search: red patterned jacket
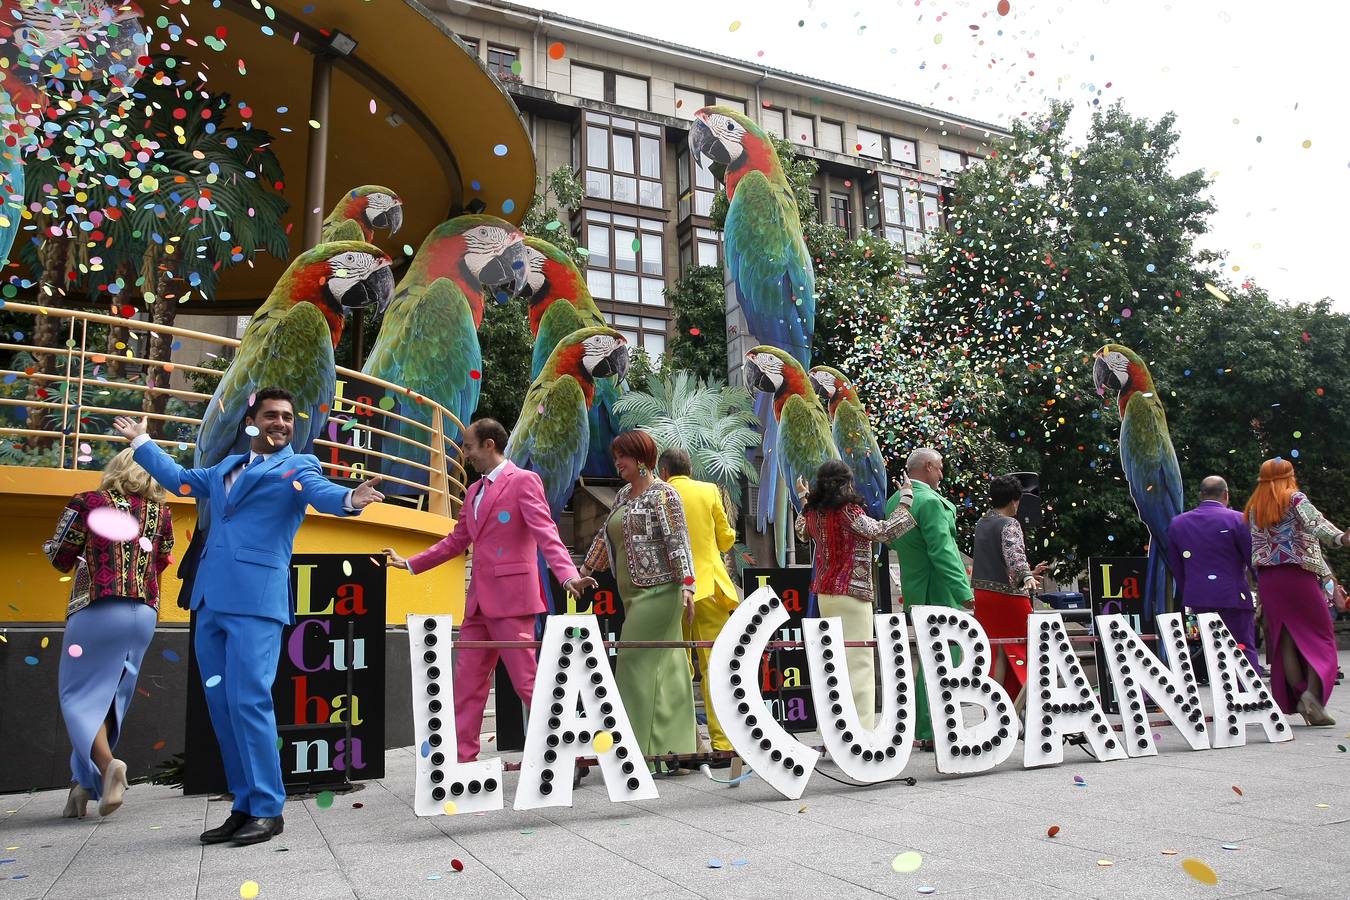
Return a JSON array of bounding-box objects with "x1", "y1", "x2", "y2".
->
[{"x1": 44, "y1": 490, "x2": 174, "y2": 616}]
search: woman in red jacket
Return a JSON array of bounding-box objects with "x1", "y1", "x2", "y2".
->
[{"x1": 44, "y1": 448, "x2": 175, "y2": 818}]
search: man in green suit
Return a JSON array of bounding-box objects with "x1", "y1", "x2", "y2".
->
[{"x1": 884, "y1": 447, "x2": 974, "y2": 743}]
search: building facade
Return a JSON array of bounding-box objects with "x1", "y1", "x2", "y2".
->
[{"x1": 438, "y1": 0, "x2": 1007, "y2": 372}]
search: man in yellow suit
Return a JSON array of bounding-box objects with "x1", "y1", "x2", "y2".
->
[{"x1": 659, "y1": 448, "x2": 739, "y2": 765}]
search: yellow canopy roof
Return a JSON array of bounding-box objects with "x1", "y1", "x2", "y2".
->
[{"x1": 186, "y1": 0, "x2": 535, "y2": 305}]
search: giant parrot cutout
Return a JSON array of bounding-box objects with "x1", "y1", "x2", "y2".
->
[
  {"x1": 690, "y1": 105, "x2": 816, "y2": 551},
  {"x1": 809, "y1": 365, "x2": 887, "y2": 520},
  {"x1": 507, "y1": 325, "x2": 629, "y2": 615},
  {"x1": 363, "y1": 214, "x2": 528, "y2": 492},
  {"x1": 744, "y1": 345, "x2": 838, "y2": 566},
  {"x1": 321, "y1": 185, "x2": 404, "y2": 243},
  {"x1": 1092, "y1": 343, "x2": 1184, "y2": 623},
  {"x1": 521, "y1": 235, "x2": 619, "y2": 477},
  {"x1": 181, "y1": 241, "x2": 394, "y2": 590}
]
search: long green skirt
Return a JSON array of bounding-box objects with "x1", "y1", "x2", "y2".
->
[{"x1": 609, "y1": 506, "x2": 696, "y2": 769}]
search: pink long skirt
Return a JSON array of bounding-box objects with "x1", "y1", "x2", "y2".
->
[{"x1": 1258, "y1": 564, "x2": 1338, "y2": 712}]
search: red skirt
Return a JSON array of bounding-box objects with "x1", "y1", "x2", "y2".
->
[{"x1": 974, "y1": 588, "x2": 1033, "y2": 696}]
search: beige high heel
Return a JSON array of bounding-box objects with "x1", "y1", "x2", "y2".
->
[
  {"x1": 62, "y1": 784, "x2": 90, "y2": 819},
  {"x1": 98, "y1": 759, "x2": 128, "y2": 816},
  {"x1": 1297, "y1": 691, "x2": 1336, "y2": 727}
]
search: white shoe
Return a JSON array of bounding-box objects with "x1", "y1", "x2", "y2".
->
[
  {"x1": 1297, "y1": 691, "x2": 1336, "y2": 727},
  {"x1": 98, "y1": 760, "x2": 129, "y2": 816},
  {"x1": 62, "y1": 783, "x2": 90, "y2": 819}
]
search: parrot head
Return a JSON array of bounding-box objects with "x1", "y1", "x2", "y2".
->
[
  {"x1": 284, "y1": 240, "x2": 394, "y2": 347},
  {"x1": 1092, "y1": 343, "x2": 1156, "y2": 415},
  {"x1": 522, "y1": 236, "x2": 586, "y2": 334},
  {"x1": 337, "y1": 185, "x2": 404, "y2": 240},
  {"x1": 414, "y1": 214, "x2": 529, "y2": 326},
  {"x1": 808, "y1": 365, "x2": 859, "y2": 416},
  {"x1": 548, "y1": 326, "x2": 630, "y2": 405},
  {"x1": 690, "y1": 106, "x2": 782, "y2": 196},
  {"x1": 745, "y1": 345, "x2": 812, "y2": 418},
  {"x1": 2, "y1": 1, "x2": 146, "y2": 111}
]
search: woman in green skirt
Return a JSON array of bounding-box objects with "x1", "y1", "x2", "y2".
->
[{"x1": 581, "y1": 430, "x2": 697, "y2": 772}]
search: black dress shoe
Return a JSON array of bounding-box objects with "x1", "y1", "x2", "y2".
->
[
  {"x1": 706, "y1": 755, "x2": 733, "y2": 770},
  {"x1": 200, "y1": 811, "x2": 252, "y2": 844},
  {"x1": 232, "y1": 815, "x2": 284, "y2": 845}
]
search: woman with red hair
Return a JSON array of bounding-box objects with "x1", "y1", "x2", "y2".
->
[
  {"x1": 1245, "y1": 458, "x2": 1349, "y2": 726},
  {"x1": 581, "y1": 430, "x2": 698, "y2": 771}
]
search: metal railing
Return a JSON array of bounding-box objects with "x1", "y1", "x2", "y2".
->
[{"x1": 0, "y1": 300, "x2": 467, "y2": 516}]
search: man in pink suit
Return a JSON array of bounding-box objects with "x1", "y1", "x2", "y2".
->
[{"x1": 385, "y1": 419, "x2": 594, "y2": 762}]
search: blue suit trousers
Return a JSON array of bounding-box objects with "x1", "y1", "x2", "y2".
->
[{"x1": 195, "y1": 607, "x2": 285, "y2": 817}]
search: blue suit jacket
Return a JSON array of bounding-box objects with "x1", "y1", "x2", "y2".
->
[
  {"x1": 1165, "y1": 500, "x2": 1254, "y2": 611},
  {"x1": 134, "y1": 439, "x2": 357, "y2": 624}
]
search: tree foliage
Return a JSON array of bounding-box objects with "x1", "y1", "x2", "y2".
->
[{"x1": 663, "y1": 264, "x2": 726, "y2": 383}]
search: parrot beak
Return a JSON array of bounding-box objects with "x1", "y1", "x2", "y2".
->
[
  {"x1": 370, "y1": 202, "x2": 403, "y2": 236},
  {"x1": 1091, "y1": 353, "x2": 1111, "y2": 397},
  {"x1": 743, "y1": 355, "x2": 764, "y2": 392},
  {"x1": 593, "y1": 342, "x2": 630, "y2": 380},
  {"x1": 342, "y1": 260, "x2": 395, "y2": 313},
  {"x1": 690, "y1": 118, "x2": 732, "y2": 169},
  {"x1": 478, "y1": 238, "x2": 530, "y2": 300}
]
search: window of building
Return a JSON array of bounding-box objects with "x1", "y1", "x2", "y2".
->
[
  {"x1": 808, "y1": 188, "x2": 822, "y2": 223},
  {"x1": 679, "y1": 227, "x2": 722, "y2": 275},
  {"x1": 713, "y1": 95, "x2": 747, "y2": 114},
  {"x1": 889, "y1": 136, "x2": 918, "y2": 167},
  {"x1": 580, "y1": 112, "x2": 663, "y2": 208},
  {"x1": 761, "y1": 107, "x2": 785, "y2": 138},
  {"x1": 829, "y1": 192, "x2": 852, "y2": 234},
  {"x1": 675, "y1": 88, "x2": 747, "y2": 120},
  {"x1": 486, "y1": 44, "x2": 518, "y2": 80},
  {"x1": 605, "y1": 312, "x2": 669, "y2": 362},
  {"x1": 458, "y1": 35, "x2": 480, "y2": 58},
  {"x1": 940, "y1": 147, "x2": 981, "y2": 175},
  {"x1": 818, "y1": 119, "x2": 844, "y2": 153},
  {"x1": 790, "y1": 113, "x2": 815, "y2": 146},
  {"x1": 579, "y1": 211, "x2": 667, "y2": 307},
  {"x1": 856, "y1": 128, "x2": 883, "y2": 159},
  {"x1": 676, "y1": 143, "x2": 718, "y2": 222},
  {"x1": 572, "y1": 64, "x2": 650, "y2": 111},
  {"x1": 865, "y1": 172, "x2": 943, "y2": 255}
]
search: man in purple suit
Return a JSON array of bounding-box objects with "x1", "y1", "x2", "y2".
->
[{"x1": 1167, "y1": 476, "x2": 1260, "y2": 671}]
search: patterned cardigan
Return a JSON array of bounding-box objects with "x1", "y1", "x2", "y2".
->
[
  {"x1": 796, "y1": 503, "x2": 915, "y2": 605},
  {"x1": 583, "y1": 481, "x2": 697, "y2": 592},
  {"x1": 1250, "y1": 492, "x2": 1346, "y2": 581},
  {"x1": 43, "y1": 490, "x2": 174, "y2": 616}
]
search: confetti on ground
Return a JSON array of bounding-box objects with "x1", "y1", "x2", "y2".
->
[
  {"x1": 707, "y1": 858, "x2": 723, "y2": 868},
  {"x1": 1182, "y1": 858, "x2": 1218, "y2": 885},
  {"x1": 1097, "y1": 860, "x2": 1114, "y2": 867},
  {"x1": 1231, "y1": 785, "x2": 1243, "y2": 796},
  {"x1": 316, "y1": 791, "x2": 334, "y2": 809},
  {"x1": 1314, "y1": 803, "x2": 1330, "y2": 809},
  {"x1": 891, "y1": 851, "x2": 923, "y2": 873},
  {"x1": 917, "y1": 888, "x2": 936, "y2": 896},
  {"x1": 732, "y1": 859, "x2": 748, "y2": 866},
  {"x1": 451, "y1": 858, "x2": 464, "y2": 872},
  {"x1": 1161, "y1": 849, "x2": 1179, "y2": 856},
  {"x1": 240, "y1": 882, "x2": 259, "y2": 900},
  {"x1": 1221, "y1": 843, "x2": 1240, "y2": 850},
  {"x1": 1047, "y1": 825, "x2": 1060, "y2": 838}
]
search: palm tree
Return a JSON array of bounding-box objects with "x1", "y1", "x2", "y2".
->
[{"x1": 612, "y1": 370, "x2": 760, "y2": 510}]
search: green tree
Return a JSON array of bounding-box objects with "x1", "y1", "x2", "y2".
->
[
  {"x1": 522, "y1": 166, "x2": 586, "y2": 265},
  {"x1": 915, "y1": 100, "x2": 1218, "y2": 566},
  {"x1": 663, "y1": 265, "x2": 726, "y2": 382}
]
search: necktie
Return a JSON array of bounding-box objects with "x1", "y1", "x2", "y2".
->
[{"x1": 227, "y1": 454, "x2": 255, "y2": 498}]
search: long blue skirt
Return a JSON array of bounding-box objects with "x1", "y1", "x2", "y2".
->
[{"x1": 59, "y1": 599, "x2": 157, "y2": 797}]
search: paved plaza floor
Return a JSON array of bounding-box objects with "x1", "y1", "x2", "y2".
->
[{"x1": 2, "y1": 652, "x2": 1348, "y2": 900}]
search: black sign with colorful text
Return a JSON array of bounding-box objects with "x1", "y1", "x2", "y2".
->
[
  {"x1": 742, "y1": 567, "x2": 817, "y2": 733},
  {"x1": 1088, "y1": 555, "x2": 1149, "y2": 713}
]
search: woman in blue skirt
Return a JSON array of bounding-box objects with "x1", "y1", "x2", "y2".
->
[{"x1": 44, "y1": 448, "x2": 175, "y2": 818}]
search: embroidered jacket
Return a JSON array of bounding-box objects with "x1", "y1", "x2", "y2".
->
[
  {"x1": 1250, "y1": 492, "x2": 1345, "y2": 581},
  {"x1": 796, "y1": 502, "x2": 915, "y2": 605},
  {"x1": 43, "y1": 490, "x2": 174, "y2": 616},
  {"x1": 584, "y1": 481, "x2": 696, "y2": 591},
  {"x1": 971, "y1": 512, "x2": 1034, "y2": 596}
]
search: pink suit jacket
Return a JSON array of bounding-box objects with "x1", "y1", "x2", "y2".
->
[{"x1": 407, "y1": 461, "x2": 580, "y2": 619}]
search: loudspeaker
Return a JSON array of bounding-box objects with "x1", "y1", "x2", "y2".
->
[{"x1": 1011, "y1": 471, "x2": 1041, "y2": 531}]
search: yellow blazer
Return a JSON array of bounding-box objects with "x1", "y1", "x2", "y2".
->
[{"x1": 665, "y1": 475, "x2": 739, "y2": 610}]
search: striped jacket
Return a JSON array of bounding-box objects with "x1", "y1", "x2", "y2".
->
[{"x1": 44, "y1": 490, "x2": 174, "y2": 616}]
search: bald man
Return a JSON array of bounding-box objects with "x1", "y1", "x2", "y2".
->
[{"x1": 1167, "y1": 475, "x2": 1260, "y2": 671}]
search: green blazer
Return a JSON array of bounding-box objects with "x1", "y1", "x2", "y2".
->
[{"x1": 884, "y1": 481, "x2": 973, "y2": 607}]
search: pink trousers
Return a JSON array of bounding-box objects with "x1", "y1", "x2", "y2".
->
[{"x1": 454, "y1": 612, "x2": 539, "y2": 762}]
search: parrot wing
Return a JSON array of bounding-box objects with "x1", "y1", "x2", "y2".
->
[
  {"x1": 723, "y1": 170, "x2": 816, "y2": 368},
  {"x1": 531, "y1": 301, "x2": 586, "y2": 381},
  {"x1": 583, "y1": 374, "x2": 622, "y2": 478},
  {"x1": 321, "y1": 218, "x2": 366, "y2": 242},
  {"x1": 0, "y1": 154, "x2": 21, "y2": 266},
  {"x1": 364, "y1": 277, "x2": 481, "y2": 489},
  {"x1": 505, "y1": 374, "x2": 589, "y2": 519},
  {"x1": 196, "y1": 302, "x2": 335, "y2": 467},
  {"x1": 1119, "y1": 392, "x2": 1185, "y2": 552},
  {"x1": 833, "y1": 397, "x2": 888, "y2": 519}
]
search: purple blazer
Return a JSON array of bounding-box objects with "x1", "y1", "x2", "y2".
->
[{"x1": 1166, "y1": 500, "x2": 1255, "y2": 610}]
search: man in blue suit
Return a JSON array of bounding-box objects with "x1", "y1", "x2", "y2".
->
[
  {"x1": 1167, "y1": 475, "x2": 1260, "y2": 672},
  {"x1": 114, "y1": 388, "x2": 385, "y2": 845}
]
